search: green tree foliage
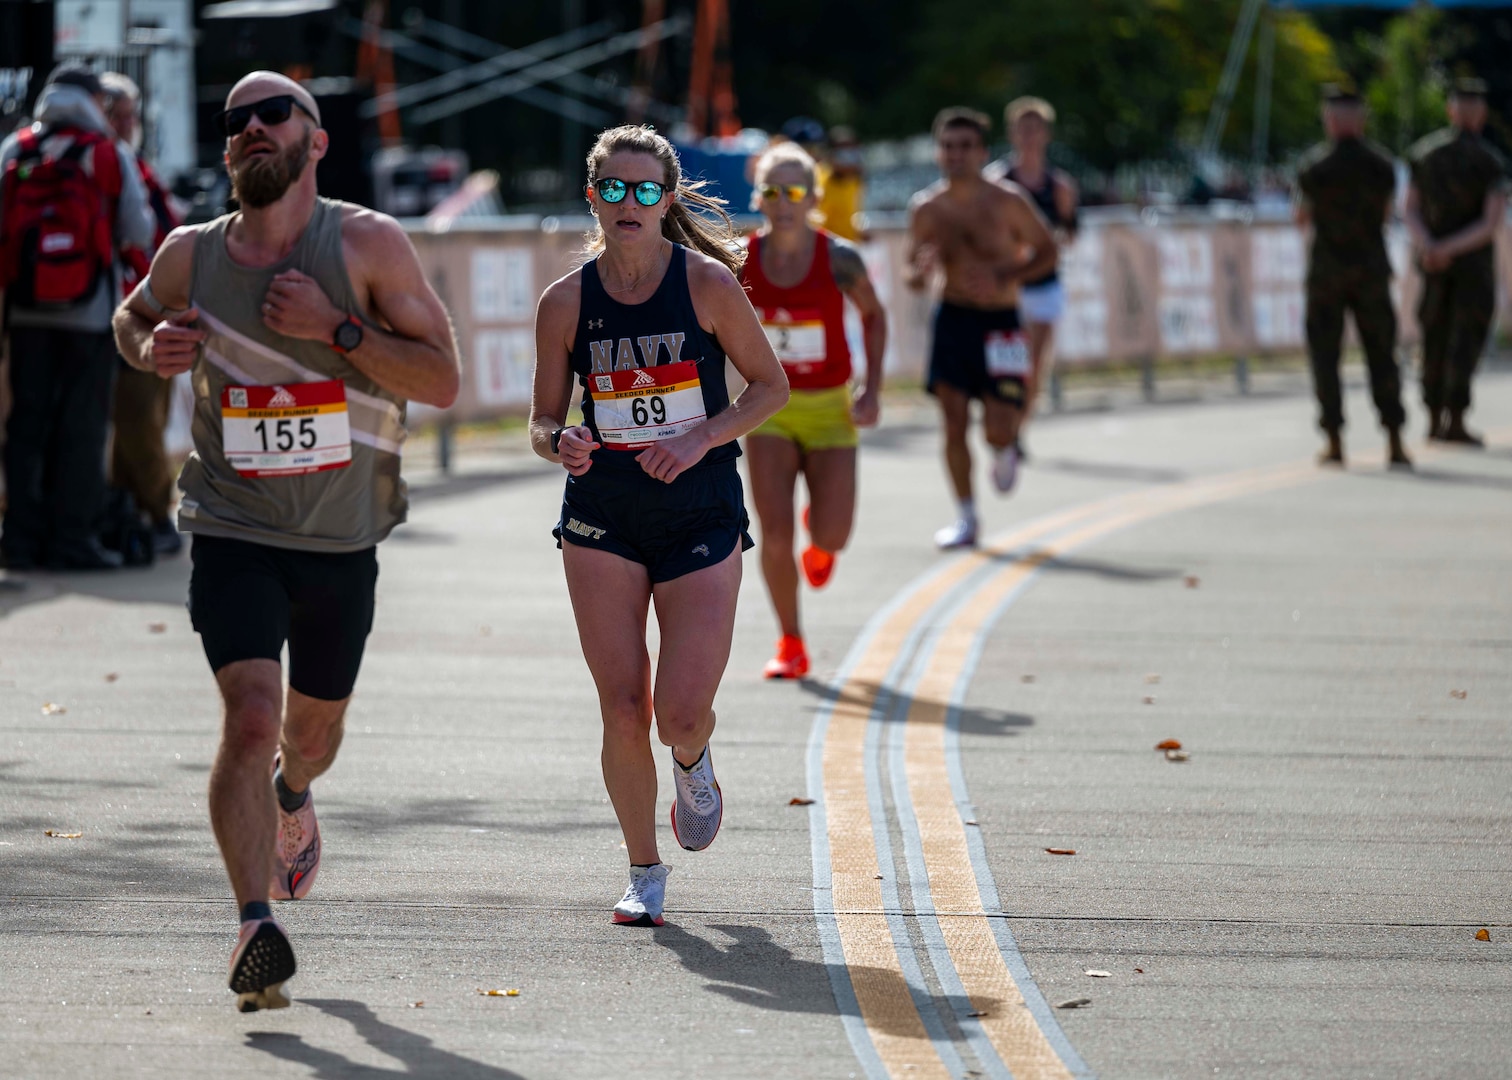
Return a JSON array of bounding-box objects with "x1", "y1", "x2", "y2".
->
[
  {"x1": 859, "y1": 0, "x2": 1338, "y2": 169},
  {"x1": 1360, "y1": 7, "x2": 1454, "y2": 154}
]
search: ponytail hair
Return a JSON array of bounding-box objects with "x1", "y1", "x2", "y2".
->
[{"x1": 583, "y1": 125, "x2": 745, "y2": 276}]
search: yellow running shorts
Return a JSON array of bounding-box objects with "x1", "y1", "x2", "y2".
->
[{"x1": 750, "y1": 384, "x2": 858, "y2": 452}]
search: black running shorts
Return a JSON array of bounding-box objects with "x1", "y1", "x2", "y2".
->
[
  {"x1": 188, "y1": 535, "x2": 379, "y2": 701},
  {"x1": 927, "y1": 301, "x2": 1029, "y2": 407},
  {"x1": 553, "y1": 456, "x2": 754, "y2": 583}
]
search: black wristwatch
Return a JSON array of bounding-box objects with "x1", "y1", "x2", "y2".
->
[
  {"x1": 550, "y1": 426, "x2": 568, "y2": 456},
  {"x1": 331, "y1": 315, "x2": 364, "y2": 355}
]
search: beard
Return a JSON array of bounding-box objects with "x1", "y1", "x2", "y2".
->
[{"x1": 229, "y1": 129, "x2": 312, "y2": 209}]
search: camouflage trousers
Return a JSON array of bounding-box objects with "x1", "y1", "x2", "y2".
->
[
  {"x1": 1419, "y1": 247, "x2": 1495, "y2": 414},
  {"x1": 110, "y1": 359, "x2": 176, "y2": 523},
  {"x1": 1305, "y1": 270, "x2": 1405, "y2": 432}
]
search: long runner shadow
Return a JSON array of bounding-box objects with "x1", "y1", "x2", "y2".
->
[{"x1": 246, "y1": 998, "x2": 525, "y2": 1079}]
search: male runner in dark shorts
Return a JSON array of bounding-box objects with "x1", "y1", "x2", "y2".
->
[
  {"x1": 906, "y1": 108, "x2": 1056, "y2": 548},
  {"x1": 113, "y1": 71, "x2": 459, "y2": 1011}
]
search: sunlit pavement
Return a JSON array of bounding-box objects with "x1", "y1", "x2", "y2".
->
[{"x1": 2, "y1": 368, "x2": 1509, "y2": 1079}]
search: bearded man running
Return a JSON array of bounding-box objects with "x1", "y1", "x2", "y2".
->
[{"x1": 113, "y1": 71, "x2": 460, "y2": 1011}]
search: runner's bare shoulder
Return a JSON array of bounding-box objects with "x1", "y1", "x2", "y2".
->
[
  {"x1": 142, "y1": 224, "x2": 200, "y2": 308},
  {"x1": 538, "y1": 267, "x2": 583, "y2": 319},
  {"x1": 908, "y1": 180, "x2": 949, "y2": 213},
  {"x1": 683, "y1": 245, "x2": 748, "y2": 311},
  {"x1": 827, "y1": 235, "x2": 867, "y2": 289},
  {"x1": 335, "y1": 202, "x2": 416, "y2": 266}
]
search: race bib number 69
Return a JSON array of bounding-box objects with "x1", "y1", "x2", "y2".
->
[
  {"x1": 221, "y1": 380, "x2": 353, "y2": 477},
  {"x1": 589, "y1": 361, "x2": 706, "y2": 450}
]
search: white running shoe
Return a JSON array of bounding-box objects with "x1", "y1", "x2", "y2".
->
[
  {"x1": 992, "y1": 444, "x2": 1020, "y2": 493},
  {"x1": 934, "y1": 517, "x2": 979, "y2": 550},
  {"x1": 613, "y1": 863, "x2": 671, "y2": 926},
  {"x1": 271, "y1": 788, "x2": 320, "y2": 901},
  {"x1": 670, "y1": 746, "x2": 723, "y2": 851}
]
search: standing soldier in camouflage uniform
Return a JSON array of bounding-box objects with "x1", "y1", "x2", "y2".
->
[
  {"x1": 1295, "y1": 85, "x2": 1409, "y2": 468},
  {"x1": 1406, "y1": 77, "x2": 1509, "y2": 446}
]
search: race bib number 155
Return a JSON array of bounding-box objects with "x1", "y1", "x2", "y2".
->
[{"x1": 221, "y1": 380, "x2": 353, "y2": 477}]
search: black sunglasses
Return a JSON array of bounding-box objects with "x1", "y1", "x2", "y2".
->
[
  {"x1": 215, "y1": 94, "x2": 317, "y2": 138},
  {"x1": 594, "y1": 177, "x2": 666, "y2": 207}
]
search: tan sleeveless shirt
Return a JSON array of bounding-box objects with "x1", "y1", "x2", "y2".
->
[{"x1": 178, "y1": 198, "x2": 408, "y2": 553}]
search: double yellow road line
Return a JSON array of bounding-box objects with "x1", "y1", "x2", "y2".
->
[{"x1": 805, "y1": 459, "x2": 1322, "y2": 1079}]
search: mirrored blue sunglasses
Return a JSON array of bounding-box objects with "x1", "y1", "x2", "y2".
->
[{"x1": 595, "y1": 177, "x2": 666, "y2": 207}]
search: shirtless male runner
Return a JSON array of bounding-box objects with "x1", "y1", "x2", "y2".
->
[
  {"x1": 906, "y1": 107, "x2": 1056, "y2": 549},
  {"x1": 113, "y1": 71, "x2": 459, "y2": 1011}
]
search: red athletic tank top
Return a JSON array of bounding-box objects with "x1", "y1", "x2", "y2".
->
[{"x1": 740, "y1": 229, "x2": 852, "y2": 391}]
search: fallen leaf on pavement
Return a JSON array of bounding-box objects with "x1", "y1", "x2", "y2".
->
[
  {"x1": 1155, "y1": 739, "x2": 1182, "y2": 751},
  {"x1": 1145, "y1": 674, "x2": 1161, "y2": 684},
  {"x1": 788, "y1": 797, "x2": 815, "y2": 806},
  {"x1": 148, "y1": 622, "x2": 167, "y2": 633},
  {"x1": 1045, "y1": 848, "x2": 1076, "y2": 856},
  {"x1": 410, "y1": 1001, "x2": 425, "y2": 1008},
  {"x1": 1133, "y1": 968, "x2": 1144, "y2": 974},
  {"x1": 1085, "y1": 970, "x2": 1112, "y2": 978},
  {"x1": 1165, "y1": 749, "x2": 1191, "y2": 762},
  {"x1": 1056, "y1": 998, "x2": 1092, "y2": 1009},
  {"x1": 965, "y1": 820, "x2": 979, "y2": 826},
  {"x1": 41, "y1": 702, "x2": 66, "y2": 715},
  {"x1": 476, "y1": 988, "x2": 520, "y2": 997},
  {"x1": 966, "y1": 1010, "x2": 989, "y2": 1018},
  {"x1": 478, "y1": 625, "x2": 492, "y2": 637},
  {"x1": 1475, "y1": 928, "x2": 1490, "y2": 942},
  {"x1": 1450, "y1": 690, "x2": 1467, "y2": 700},
  {"x1": 44, "y1": 830, "x2": 82, "y2": 838},
  {"x1": 1021, "y1": 674, "x2": 1035, "y2": 683},
  {"x1": 1183, "y1": 576, "x2": 1200, "y2": 588},
  {"x1": 104, "y1": 673, "x2": 119, "y2": 683},
  {"x1": 1142, "y1": 696, "x2": 1156, "y2": 705}
]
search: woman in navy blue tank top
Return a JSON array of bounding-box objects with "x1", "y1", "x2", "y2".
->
[{"x1": 529, "y1": 126, "x2": 789, "y2": 927}]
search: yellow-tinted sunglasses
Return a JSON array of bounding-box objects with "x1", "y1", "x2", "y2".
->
[{"x1": 759, "y1": 184, "x2": 811, "y2": 203}]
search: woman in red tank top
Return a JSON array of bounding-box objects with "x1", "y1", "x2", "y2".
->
[{"x1": 739, "y1": 143, "x2": 887, "y2": 679}]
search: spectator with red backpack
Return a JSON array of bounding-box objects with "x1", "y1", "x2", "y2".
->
[
  {"x1": 101, "y1": 70, "x2": 185, "y2": 557},
  {"x1": 0, "y1": 62, "x2": 155, "y2": 570}
]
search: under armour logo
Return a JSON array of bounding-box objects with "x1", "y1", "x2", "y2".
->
[
  {"x1": 588, "y1": 318, "x2": 604, "y2": 329},
  {"x1": 692, "y1": 544, "x2": 710, "y2": 557}
]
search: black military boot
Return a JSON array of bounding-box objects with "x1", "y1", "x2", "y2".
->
[
  {"x1": 1442, "y1": 410, "x2": 1484, "y2": 448},
  {"x1": 1387, "y1": 427, "x2": 1412, "y2": 469},
  {"x1": 1319, "y1": 429, "x2": 1345, "y2": 466},
  {"x1": 1427, "y1": 408, "x2": 1447, "y2": 441}
]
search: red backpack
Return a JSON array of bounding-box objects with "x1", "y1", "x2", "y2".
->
[{"x1": 0, "y1": 125, "x2": 121, "y2": 308}]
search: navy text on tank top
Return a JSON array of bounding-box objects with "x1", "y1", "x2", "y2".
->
[
  {"x1": 571, "y1": 244, "x2": 739, "y2": 476},
  {"x1": 1008, "y1": 165, "x2": 1061, "y2": 287}
]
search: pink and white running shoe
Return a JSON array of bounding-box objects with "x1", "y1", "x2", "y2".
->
[
  {"x1": 271, "y1": 788, "x2": 321, "y2": 901},
  {"x1": 229, "y1": 916, "x2": 296, "y2": 1012}
]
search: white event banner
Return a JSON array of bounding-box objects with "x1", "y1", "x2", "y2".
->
[
  {"x1": 473, "y1": 329, "x2": 535, "y2": 407},
  {"x1": 471, "y1": 247, "x2": 535, "y2": 323}
]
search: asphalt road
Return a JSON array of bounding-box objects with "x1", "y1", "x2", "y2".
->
[{"x1": 2, "y1": 370, "x2": 1509, "y2": 1079}]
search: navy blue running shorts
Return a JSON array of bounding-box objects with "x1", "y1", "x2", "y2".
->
[
  {"x1": 188, "y1": 534, "x2": 378, "y2": 701},
  {"x1": 553, "y1": 457, "x2": 754, "y2": 583},
  {"x1": 927, "y1": 301, "x2": 1029, "y2": 407}
]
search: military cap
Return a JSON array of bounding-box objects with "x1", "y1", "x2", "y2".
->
[{"x1": 1450, "y1": 77, "x2": 1488, "y2": 99}]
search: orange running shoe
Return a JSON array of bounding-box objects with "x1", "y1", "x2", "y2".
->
[
  {"x1": 801, "y1": 544, "x2": 836, "y2": 588},
  {"x1": 763, "y1": 634, "x2": 810, "y2": 679}
]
